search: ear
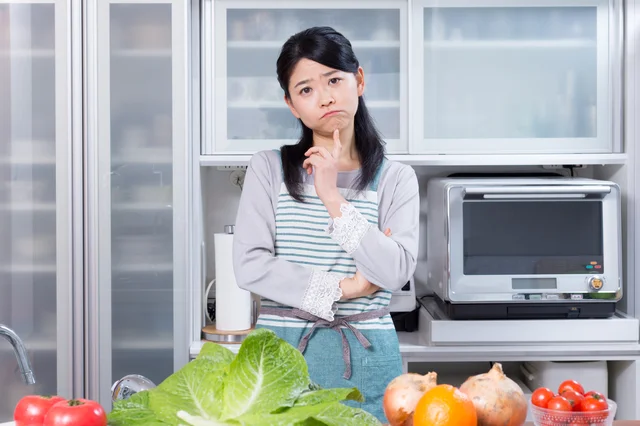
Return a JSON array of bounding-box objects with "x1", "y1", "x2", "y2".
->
[
  {"x1": 284, "y1": 94, "x2": 301, "y2": 119},
  {"x1": 356, "y1": 66, "x2": 365, "y2": 97}
]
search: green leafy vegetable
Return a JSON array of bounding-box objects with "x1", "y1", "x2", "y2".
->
[{"x1": 107, "y1": 328, "x2": 381, "y2": 426}]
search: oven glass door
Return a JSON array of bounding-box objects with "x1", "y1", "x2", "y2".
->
[{"x1": 463, "y1": 199, "x2": 604, "y2": 276}]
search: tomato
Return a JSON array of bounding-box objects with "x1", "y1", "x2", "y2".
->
[
  {"x1": 14, "y1": 395, "x2": 66, "y2": 426},
  {"x1": 584, "y1": 390, "x2": 606, "y2": 400},
  {"x1": 43, "y1": 399, "x2": 107, "y2": 426},
  {"x1": 547, "y1": 395, "x2": 573, "y2": 411},
  {"x1": 561, "y1": 390, "x2": 585, "y2": 411},
  {"x1": 558, "y1": 379, "x2": 585, "y2": 396},
  {"x1": 531, "y1": 387, "x2": 555, "y2": 408},
  {"x1": 580, "y1": 395, "x2": 609, "y2": 412}
]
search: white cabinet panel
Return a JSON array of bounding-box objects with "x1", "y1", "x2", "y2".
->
[
  {"x1": 207, "y1": 0, "x2": 408, "y2": 154},
  {"x1": 411, "y1": 0, "x2": 620, "y2": 154}
]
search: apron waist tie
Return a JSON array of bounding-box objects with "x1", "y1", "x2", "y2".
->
[{"x1": 259, "y1": 306, "x2": 390, "y2": 380}]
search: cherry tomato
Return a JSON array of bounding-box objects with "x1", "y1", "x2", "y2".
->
[
  {"x1": 580, "y1": 395, "x2": 609, "y2": 412},
  {"x1": 561, "y1": 390, "x2": 585, "y2": 411},
  {"x1": 584, "y1": 390, "x2": 606, "y2": 400},
  {"x1": 531, "y1": 387, "x2": 555, "y2": 408},
  {"x1": 14, "y1": 395, "x2": 67, "y2": 426},
  {"x1": 547, "y1": 395, "x2": 573, "y2": 411},
  {"x1": 43, "y1": 399, "x2": 107, "y2": 426},
  {"x1": 558, "y1": 379, "x2": 585, "y2": 396}
]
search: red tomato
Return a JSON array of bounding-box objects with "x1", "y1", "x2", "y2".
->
[
  {"x1": 580, "y1": 395, "x2": 609, "y2": 412},
  {"x1": 547, "y1": 395, "x2": 573, "y2": 411},
  {"x1": 584, "y1": 390, "x2": 606, "y2": 400},
  {"x1": 43, "y1": 399, "x2": 107, "y2": 426},
  {"x1": 531, "y1": 387, "x2": 555, "y2": 408},
  {"x1": 561, "y1": 390, "x2": 585, "y2": 411},
  {"x1": 14, "y1": 395, "x2": 66, "y2": 426},
  {"x1": 558, "y1": 379, "x2": 585, "y2": 396}
]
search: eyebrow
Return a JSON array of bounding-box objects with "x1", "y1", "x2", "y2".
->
[{"x1": 293, "y1": 70, "x2": 340, "y2": 88}]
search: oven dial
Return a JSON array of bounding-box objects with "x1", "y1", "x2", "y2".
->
[{"x1": 588, "y1": 276, "x2": 605, "y2": 291}]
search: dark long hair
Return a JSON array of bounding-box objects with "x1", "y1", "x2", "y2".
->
[{"x1": 276, "y1": 26, "x2": 386, "y2": 202}]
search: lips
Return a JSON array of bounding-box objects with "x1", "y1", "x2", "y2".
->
[{"x1": 321, "y1": 110, "x2": 342, "y2": 118}]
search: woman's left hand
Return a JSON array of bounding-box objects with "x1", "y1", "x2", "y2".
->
[{"x1": 303, "y1": 129, "x2": 342, "y2": 202}]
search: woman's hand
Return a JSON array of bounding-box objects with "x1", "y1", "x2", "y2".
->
[
  {"x1": 303, "y1": 129, "x2": 342, "y2": 203},
  {"x1": 340, "y1": 272, "x2": 380, "y2": 300}
]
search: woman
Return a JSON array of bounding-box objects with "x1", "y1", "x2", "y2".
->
[{"x1": 232, "y1": 26, "x2": 419, "y2": 422}]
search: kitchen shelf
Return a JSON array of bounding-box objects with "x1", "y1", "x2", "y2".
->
[
  {"x1": 0, "y1": 49, "x2": 55, "y2": 58},
  {"x1": 228, "y1": 40, "x2": 400, "y2": 49},
  {"x1": 190, "y1": 331, "x2": 640, "y2": 362},
  {"x1": 228, "y1": 100, "x2": 400, "y2": 109},
  {"x1": 424, "y1": 39, "x2": 595, "y2": 49},
  {"x1": 111, "y1": 49, "x2": 172, "y2": 58},
  {"x1": 0, "y1": 157, "x2": 56, "y2": 166},
  {"x1": 0, "y1": 265, "x2": 56, "y2": 274},
  {"x1": 112, "y1": 203, "x2": 172, "y2": 212},
  {"x1": 113, "y1": 263, "x2": 173, "y2": 273},
  {"x1": 200, "y1": 153, "x2": 628, "y2": 167},
  {"x1": 0, "y1": 203, "x2": 55, "y2": 212}
]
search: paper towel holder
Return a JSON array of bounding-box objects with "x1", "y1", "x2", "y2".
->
[{"x1": 202, "y1": 224, "x2": 255, "y2": 344}]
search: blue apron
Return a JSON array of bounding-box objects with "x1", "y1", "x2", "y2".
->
[{"x1": 256, "y1": 158, "x2": 402, "y2": 423}]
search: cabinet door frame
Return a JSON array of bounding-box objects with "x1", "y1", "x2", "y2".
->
[
  {"x1": 204, "y1": 0, "x2": 409, "y2": 155},
  {"x1": 0, "y1": 0, "x2": 77, "y2": 405},
  {"x1": 410, "y1": 0, "x2": 622, "y2": 154},
  {"x1": 86, "y1": 0, "x2": 190, "y2": 408}
]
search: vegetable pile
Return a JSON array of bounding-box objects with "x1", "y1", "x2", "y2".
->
[
  {"x1": 383, "y1": 363, "x2": 527, "y2": 426},
  {"x1": 14, "y1": 395, "x2": 107, "y2": 426},
  {"x1": 531, "y1": 379, "x2": 610, "y2": 418},
  {"x1": 108, "y1": 328, "x2": 382, "y2": 425}
]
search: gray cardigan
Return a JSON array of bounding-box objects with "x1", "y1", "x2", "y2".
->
[{"x1": 232, "y1": 149, "x2": 420, "y2": 319}]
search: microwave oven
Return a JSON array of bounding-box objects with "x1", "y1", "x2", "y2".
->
[{"x1": 426, "y1": 177, "x2": 622, "y2": 320}]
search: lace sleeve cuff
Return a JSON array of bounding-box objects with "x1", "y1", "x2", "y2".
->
[
  {"x1": 326, "y1": 203, "x2": 372, "y2": 254},
  {"x1": 300, "y1": 269, "x2": 343, "y2": 321}
]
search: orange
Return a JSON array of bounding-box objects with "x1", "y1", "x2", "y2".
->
[{"x1": 413, "y1": 384, "x2": 478, "y2": 426}]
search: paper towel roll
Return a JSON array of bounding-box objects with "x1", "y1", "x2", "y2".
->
[{"x1": 214, "y1": 232, "x2": 252, "y2": 331}]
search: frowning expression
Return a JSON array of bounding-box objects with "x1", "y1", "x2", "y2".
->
[{"x1": 285, "y1": 58, "x2": 365, "y2": 135}]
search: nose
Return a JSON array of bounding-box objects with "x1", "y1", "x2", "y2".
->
[{"x1": 319, "y1": 88, "x2": 335, "y2": 107}]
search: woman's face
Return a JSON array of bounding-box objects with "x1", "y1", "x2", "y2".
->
[{"x1": 284, "y1": 58, "x2": 365, "y2": 135}]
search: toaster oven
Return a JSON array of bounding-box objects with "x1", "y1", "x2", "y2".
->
[{"x1": 426, "y1": 177, "x2": 622, "y2": 320}]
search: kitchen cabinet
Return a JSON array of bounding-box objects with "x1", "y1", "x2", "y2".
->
[
  {"x1": 411, "y1": 0, "x2": 622, "y2": 154},
  {"x1": 203, "y1": 0, "x2": 407, "y2": 155},
  {"x1": 84, "y1": 0, "x2": 191, "y2": 410},
  {"x1": 201, "y1": 0, "x2": 623, "y2": 160},
  {"x1": 0, "y1": 0, "x2": 78, "y2": 421}
]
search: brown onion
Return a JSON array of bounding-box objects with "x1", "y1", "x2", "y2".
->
[
  {"x1": 383, "y1": 372, "x2": 438, "y2": 426},
  {"x1": 459, "y1": 363, "x2": 527, "y2": 426}
]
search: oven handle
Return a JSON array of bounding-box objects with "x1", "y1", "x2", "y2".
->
[{"x1": 464, "y1": 185, "x2": 611, "y2": 198}]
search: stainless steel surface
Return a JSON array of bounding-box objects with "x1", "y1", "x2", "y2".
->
[
  {"x1": 0, "y1": 325, "x2": 35, "y2": 385},
  {"x1": 224, "y1": 224, "x2": 235, "y2": 234},
  {"x1": 426, "y1": 177, "x2": 622, "y2": 303},
  {"x1": 202, "y1": 332, "x2": 247, "y2": 344}
]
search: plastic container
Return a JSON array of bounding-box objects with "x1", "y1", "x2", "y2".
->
[{"x1": 530, "y1": 399, "x2": 617, "y2": 426}]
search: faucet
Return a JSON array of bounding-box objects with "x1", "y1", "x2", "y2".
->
[{"x1": 0, "y1": 324, "x2": 35, "y2": 385}]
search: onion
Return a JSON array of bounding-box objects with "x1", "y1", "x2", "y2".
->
[
  {"x1": 459, "y1": 363, "x2": 527, "y2": 426},
  {"x1": 383, "y1": 372, "x2": 438, "y2": 426}
]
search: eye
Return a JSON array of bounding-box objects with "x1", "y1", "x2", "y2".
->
[
  {"x1": 329, "y1": 77, "x2": 342, "y2": 85},
  {"x1": 299, "y1": 87, "x2": 311, "y2": 95}
]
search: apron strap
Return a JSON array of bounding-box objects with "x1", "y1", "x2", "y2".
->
[
  {"x1": 259, "y1": 306, "x2": 390, "y2": 379},
  {"x1": 368, "y1": 158, "x2": 387, "y2": 192}
]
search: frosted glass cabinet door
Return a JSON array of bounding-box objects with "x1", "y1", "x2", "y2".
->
[
  {"x1": 0, "y1": 0, "x2": 72, "y2": 422},
  {"x1": 411, "y1": 0, "x2": 619, "y2": 154},
  {"x1": 90, "y1": 0, "x2": 188, "y2": 408},
  {"x1": 209, "y1": 0, "x2": 407, "y2": 154}
]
